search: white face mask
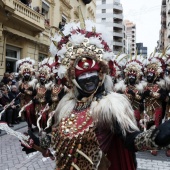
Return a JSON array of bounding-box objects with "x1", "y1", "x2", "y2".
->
[{"x1": 77, "y1": 71, "x2": 98, "y2": 80}]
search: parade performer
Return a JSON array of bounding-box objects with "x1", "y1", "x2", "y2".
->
[
  {"x1": 164, "y1": 49, "x2": 170, "y2": 120},
  {"x1": 114, "y1": 56, "x2": 146, "y2": 128},
  {"x1": 143, "y1": 53, "x2": 167, "y2": 155},
  {"x1": 43, "y1": 56, "x2": 67, "y2": 131},
  {"x1": 19, "y1": 20, "x2": 170, "y2": 170},
  {"x1": 163, "y1": 48, "x2": 170, "y2": 156},
  {"x1": 34, "y1": 58, "x2": 53, "y2": 133},
  {"x1": 50, "y1": 56, "x2": 66, "y2": 112},
  {"x1": 17, "y1": 57, "x2": 37, "y2": 131},
  {"x1": 109, "y1": 53, "x2": 127, "y2": 86}
]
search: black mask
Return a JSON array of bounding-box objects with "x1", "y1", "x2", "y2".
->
[
  {"x1": 24, "y1": 74, "x2": 30, "y2": 81},
  {"x1": 128, "y1": 75, "x2": 136, "y2": 85},
  {"x1": 77, "y1": 74, "x2": 99, "y2": 95},
  {"x1": 40, "y1": 77, "x2": 46, "y2": 85},
  {"x1": 147, "y1": 72, "x2": 155, "y2": 83}
]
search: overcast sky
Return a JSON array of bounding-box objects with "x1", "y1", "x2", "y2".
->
[{"x1": 121, "y1": 0, "x2": 161, "y2": 55}]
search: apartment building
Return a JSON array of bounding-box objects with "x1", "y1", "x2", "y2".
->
[
  {"x1": 0, "y1": 0, "x2": 96, "y2": 77},
  {"x1": 158, "y1": 0, "x2": 169, "y2": 51},
  {"x1": 136, "y1": 43, "x2": 147, "y2": 58},
  {"x1": 96, "y1": 0, "x2": 124, "y2": 54},
  {"x1": 124, "y1": 20, "x2": 136, "y2": 55}
]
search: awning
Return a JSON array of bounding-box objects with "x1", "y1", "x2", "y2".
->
[{"x1": 3, "y1": 26, "x2": 39, "y2": 42}]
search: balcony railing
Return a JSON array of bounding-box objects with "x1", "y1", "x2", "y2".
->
[
  {"x1": 113, "y1": 14, "x2": 123, "y2": 20},
  {"x1": 113, "y1": 41, "x2": 123, "y2": 46},
  {"x1": 2, "y1": 0, "x2": 45, "y2": 32},
  {"x1": 113, "y1": 32, "x2": 124, "y2": 37}
]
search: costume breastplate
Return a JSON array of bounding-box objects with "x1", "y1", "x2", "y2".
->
[
  {"x1": 20, "y1": 82, "x2": 33, "y2": 105},
  {"x1": 35, "y1": 86, "x2": 47, "y2": 103},
  {"x1": 125, "y1": 86, "x2": 141, "y2": 110},
  {"x1": 51, "y1": 86, "x2": 62, "y2": 102},
  {"x1": 51, "y1": 107, "x2": 101, "y2": 170},
  {"x1": 145, "y1": 84, "x2": 161, "y2": 118}
]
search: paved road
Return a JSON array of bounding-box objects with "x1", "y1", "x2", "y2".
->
[{"x1": 0, "y1": 125, "x2": 170, "y2": 170}]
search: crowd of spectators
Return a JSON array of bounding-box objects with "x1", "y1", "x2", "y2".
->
[{"x1": 0, "y1": 72, "x2": 22, "y2": 132}]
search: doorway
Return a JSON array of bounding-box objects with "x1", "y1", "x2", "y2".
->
[{"x1": 6, "y1": 45, "x2": 20, "y2": 73}]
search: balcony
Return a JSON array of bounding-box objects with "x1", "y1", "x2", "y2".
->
[
  {"x1": 1, "y1": 0, "x2": 45, "y2": 33},
  {"x1": 162, "y1": 0, "x2": 166, "y2": 6},
  {"x1": 113, "y1": 14, "x2": 123, "y2": 20},
  {"x1": 113, "y1": 23, "x2": 124, "y2": 29},
  {"x1": 113, "y1": 32, "x2": 124, "y2": 37},
  {"x1": 161, "y1": 6, "x2": 166, "y2": 16},
  {"x1": 113, "y1": 41, "x2": 123, "y2": 46},
  {"x1": 161, "y1": 16, "x2": 166, "y2": 27}
]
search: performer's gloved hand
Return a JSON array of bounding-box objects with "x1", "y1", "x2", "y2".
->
[
  {"x1": 144, "y1": 90, "x2": 151, "y2": 97},
  {"x1": 127, "y1": 90, "x2": 135, "y2": 96},
  {"x1": 21, "y1": 130, "x2": 40, "y2": 154},
  {"x1": 154, "y1": 119, "x2": 170, "y2": 147},
  {"x1": 20, "y1": 88, "x2": 25, "y2": 93}
]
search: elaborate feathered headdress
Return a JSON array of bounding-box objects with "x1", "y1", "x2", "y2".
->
[
  {"x1": 145, "y1": 52, "x2": 166, "y2": 78},
  {"x1": 16, "y1": 57, "x2": 35, "y2": 75},
  {"x1": 124, "y1": 55, "x2": 145, "y2": 81},
  {"x1": 37, "y1": 57, "x2": 53, "y2": 80},
  {"x1": 49, "y1": 19, "x2": 113, "y2": 87}
]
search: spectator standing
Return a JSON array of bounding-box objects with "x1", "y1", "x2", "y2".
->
[
  {"x1": 0, "y1": 87, "x2": 14, "y2": 127},
  {"x1": 1, "y1": 72, "x2": 10, "y2": 85},
  {"x1": 9, "y1": 85, "x2": 20, "y2": 124},
  {"x1": 6, "y1": 78, "x2": 12, "y2": 92}
]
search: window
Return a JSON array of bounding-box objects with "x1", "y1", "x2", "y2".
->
[
  {"x1": 6, "y1": 45, "x2": 20, "y2": 73},
  {"x1": 102, "y1": 18, "x2": 106, "y2": 22},
  {"x1": 39, "y1": 53, "x2": 47, "y2": 62},
  {"x1": 59, "y1": 15, "x2": 67, "y2": 31},
  {"x1": 102, "y1": 0, "x2": 106, "y2": 4},
  {"x1": 42, "y1": 0, "x2": 49, "y2": 19},
  {"x1": 102, "y1": 9, "x2": 106, "y2": 13}
]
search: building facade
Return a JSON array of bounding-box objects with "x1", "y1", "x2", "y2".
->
[
  {"x1": 158, "y1": 0, "x2": 169, "y2": 51},
  {"x1": 96, "y1": 0, "x2": 124, "y2": 54},
  {"x1": 136, "y1": 43, "x2": 147, "y2": 58},
  {"x1": 124, "y1": 20, "x2": 136, "y2": 56},
  {"x1": 0, "y1": 0, "x2": 96, "y2": 77}
]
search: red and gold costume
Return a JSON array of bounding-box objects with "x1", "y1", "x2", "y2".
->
[
  {"x1": 20, "y1": 20, "x2": 170, "y2": 170},
  {"x1": 114, "y1": 56, "x2": 145, "y2": 128},
  {"x1": 144, "y1": 56, "x2": 166, "y2": 128},
  {"x1": 17, "y1": 58, "x2": 37, "y2": 129},
  {"x1": 34, "y1": 58, "x2": 53, "y2": 132}
]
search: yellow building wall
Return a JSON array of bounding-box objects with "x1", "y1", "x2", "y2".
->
[{"x1": 0, "y1": 0, "x2": 96, "y2": 78}]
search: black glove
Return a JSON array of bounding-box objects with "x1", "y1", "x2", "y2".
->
[
  {"x1": 144, "y1": 90, "x2": 151, "y2": 97},
  {"x1": 127, "y1": 90, "x2": 135, "y2": 96},
  {"x1": 20, "y1": 88, "x2": 25, "y2": 94},
  {"x1": 21, "y1": 130, "x2": 40, "y2": 154},
  {"x1": 154, "y1": 119, "x2": 170, "y2": 147}
]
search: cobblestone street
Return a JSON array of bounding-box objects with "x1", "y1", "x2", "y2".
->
[{"x1": 0, "y1": 126, "x2": 170, "y2": 170}]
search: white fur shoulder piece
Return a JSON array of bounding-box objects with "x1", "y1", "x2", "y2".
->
[
  {"x1": 156, "y1": 79, "x2": 166, "y2": 89},
  {"x1": 45, "y1": 81, "x2": 53, "y2": 90},
  {"x1": 164, "y1": 75, "x2": 170, "y2": 89},
  {"x1": 28, "y1": 79, "x2": 38, "y2": 89},
  {"x1": 135, "y1": 81, "x2": 146, "y2": 93},
  {"x1": 91, "y1": 92, "x2": 138, "y2": 135},
  {"x1": 114, "y1": 80, "x2": 126, "y2": 92}
]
